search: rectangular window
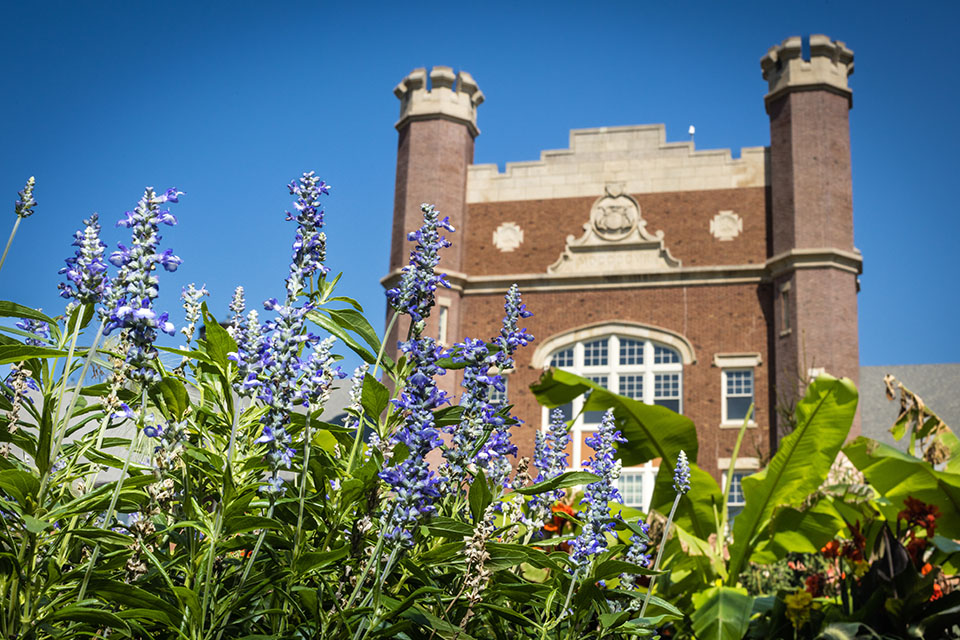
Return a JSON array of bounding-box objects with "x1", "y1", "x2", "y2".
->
[
  {"x1": 583, "y1": 339, "x2": 609, "y2": 367},
  {"x1": 619, "y1": 338, "x2": 644, "y2": 365},
  {"x1": 619, "y1": 470, "x2": 644, "y2": 508},
  {"x1": 725, "y1": 369, "x2": 754, "y2": 422},
  {"x1": 726, "y1": 471, "x2": 747, "y2": 521},
  {"x1": 618, "y1": 374, "x2": 643, "y2": 400},
  {"x1": 437, "y1": 305, "x2": 449, "y2": 344},
  {"x1": 489, "y1": 378, "x2": 507, "y2": 407},
  {"x1": 583, "y1": 375, "x2": 608, "y2": 423},
  {"x1": 780, "y1": 284, "x2": 791, "y2": 334},
  {"x1": 552, "y1": 347, "x2": 574, "y2": 368},
  {"x1": 654, "y1": 373, "x2": 681, "y2": 413},
  {"x1": 654, "y1": 345, "x2": 680, "y2": 364}
]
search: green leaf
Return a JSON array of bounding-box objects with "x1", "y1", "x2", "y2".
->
[
  {"x1": 23, "y1": 515, "x2": 51, "y2": 533},
  {"x1": 43, "y1": 605, "x2": 130, "y2": 631},
  {"x1": 0, "y1": 301, "x2": 56, "y2": 325},
  {"x1": 425, "y1": 516, "x2": 474, "y2": 540},
  {"x1": 307, "y1": 310, "x2": 381, "y2": 367},
  {"x1": 727, "y1": 375, "x2": 858, "y2": 581},
  {"x1": 199, "y1": 302, "x2": 237, "y2": 372},
  {"x1": 844, "y1": 436, "x2": 960, "y2": 538},
  {"x1": 87, "y1": 579, "x2": 181, "y2": 625},
  {"x1": 592, "y1": 558, "x2": 659, "y2": 581},
  {"x1": 324, "y1": 308, "x2": 383, "y2": 357},
  {"x1": 296, "y1": 546, "x2": 350, "y2": 574},
  {"x1": 361, "y1": 374, "x2": 390, "y2": 418},
  {"x1": 515, "y1": 470, "x2": 600, "y2": 495},
  {"x1": 469, "y1": 469, "x2": 493, "y2": 524},
  {"x1": 65, "y1": 302, "x2": 95, "y2": 337},
  {"x1": 150, "y1": 377, "x2": 191, "y2": 421},
  {"x1": 0, "y1": 469, "x2": 39, "y2": 504},
  {"x1": 689, "y1": 585, "x2": 754, "y2": 640},
  {"x1": 0, "y1": 344, "x2": 67, "y2": 364},
  {"x1": 223, "y1": 515, "x2": 284, "y2": 536},
  {"x1": 753, "y1": 500, "x2": 846, "y2": 563}
]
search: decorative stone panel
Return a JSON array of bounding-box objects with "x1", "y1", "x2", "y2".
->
[
  {"x1": 492, "y1": 222, "x2": 524, "y2": 252},
  {"x1": 710, "y1": 210, "x2": 743, "y2": 241}
]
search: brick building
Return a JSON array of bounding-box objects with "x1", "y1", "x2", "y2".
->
[{"x1": 382, "y1": 35, "x2": 861, "y2": 511}]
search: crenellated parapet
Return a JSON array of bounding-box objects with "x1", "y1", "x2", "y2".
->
[
  {"x1": 761, "y1": 35, "x2": 854, "y2": 105},
  {"x1": 394, "y1": 66, "x2": 485, "y2": 137}
]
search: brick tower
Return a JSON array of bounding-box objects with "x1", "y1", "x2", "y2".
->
[
  {"x1": 385, "y1": 67, "x2": 484, "y2": 391},
  {"x1": 763, "y1": 35, "x2": 861, "y2": 437}
]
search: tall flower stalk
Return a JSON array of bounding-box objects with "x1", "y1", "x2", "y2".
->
[
  {"x1": 527, "y1": 408, "x2": 570, "y2": 532},
  {"x1": 0, "y1": 176, "x2": 36, "y2": 273},
  {"x1": 639, "y1": 450, "x2": 690, "y2": 617},
  {"x1": 380, "y1": 203, "x2": 454, "y2": 547},
  {"x1": 102, "y1": 187, "x2": 182, "y2": 384}
]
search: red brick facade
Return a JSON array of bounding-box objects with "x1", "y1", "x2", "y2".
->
[{"x1": 384, "y1": 36, "x2": 861, "y2": 486}]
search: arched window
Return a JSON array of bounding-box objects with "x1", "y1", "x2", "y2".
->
[{"x1": 537, "y1": 323, "x2": 694, "y2": 511}]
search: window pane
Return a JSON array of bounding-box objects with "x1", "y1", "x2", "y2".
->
[
  {"x1": 557, "y1": 402, "x2": 573, "y2": 422},
  {"x1": 552, "y1": 347, "x2": 574, "y2": 368},
  {"x1": 654, "y1": 373, "x2": 680, "y2": 398},
  {"x1": 727, "y1": 472, "x2": 746, "y2": 505},
  {"x1": 618, "y1": 374, "x2": 643, "y2": 400},
  {"x1": 654, "y1": 345, "x2": 680, "y2": 364},
  {"x1": 583, "y1": 339, "x2": 608, "y2": 367},
  {"x1": 725, "y1": 369, "x2": 754, "y2": 396},
  {"x1": 489, "y1": 379, "x2": 508, "y2": 407},
  {"x1": 584, "y1": 375, "x2": 608, "y2": 423},
  {"x1": 619, "y1": 338, "x2": 644, "y2": 365},
  {"x1": 654, "y1": 398, "x2": 680, "y2": 413},
  {"x1": 727, "y1": 396, "x2": 752, "y2": 421},
  {"x1": 619, "y1": 471, "x2": 644, "y2": 508}
]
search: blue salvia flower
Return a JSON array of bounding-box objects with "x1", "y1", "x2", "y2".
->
[
  {"x1": 379, "y1": 334, "x2": 449, "y2": 547},
  {"x1": 227, "y1": 309, "x2": 264, "y2": 396},
  {"x1": 380, "y1": 204, "x2": 452, "y2": 546},
  {"x1": 570, "y1": 409, "x2": 627, "y2": 568},
  {"x1": 227, "y1": 286, "x2": 245, "y2": 339},
  {"x1": 527, "y1": 408, "x2": 570, "y2": 528},
  {"x1": 14, "y1": 177, "x2": 37, "y2": 219},
  {"x1": 256, "y1": 298, "x2": 315, "y2": 494},
  {"x1": 285, "y1": 171, "x2": 330, "y2": 302},
  {"x1": 57, "y1": 213, "x2": 108, "y2": 310},
  {"x1": 619, "y1": 530, "x2": 651, "y2": 590},
  {"x1": 296, "y1": 336, "x2": 346, "y2": 408},
  {"x1": 101, "y1": 187, "x2": 182, "y2": 384},
  {"x1": 386, "y1": 203, "x2": 454, "y2": 329},
  {"x1": 469, "y1": 285, "x2": 533, "y2": 488},
  {"x1": 16, "y1": 317, "x2": 50, "y2": 346},
  {"x1": 673, "y1": 449, "x2": 690, "y2": 495},
  {"x1": 179, "y1": 283, "x2": 209, "y2": 345}
]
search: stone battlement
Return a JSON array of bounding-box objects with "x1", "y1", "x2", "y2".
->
[
  {"x1": 467, "y1": 124, "x2": 767, "y2": 203},
  {"x1": 394, "y1": 66, "x2": 484, "y2": 137},
  {"x1": 761, "y1": 35, "x2": 854, "y2": 103}
]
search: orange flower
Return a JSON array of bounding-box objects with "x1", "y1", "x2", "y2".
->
[{"x1": 821, "y1": 540, "x2": 840, "y2": 559}]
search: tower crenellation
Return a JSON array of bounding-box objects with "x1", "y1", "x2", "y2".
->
[
  {"x1": 394, "y1": 66, "x2": 484, "y2": 137},
  {"x1": 761, "y1": 35, "x2": 854, "y2": 104}
]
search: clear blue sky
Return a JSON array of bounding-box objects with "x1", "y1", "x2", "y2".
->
[{"x1": 0, "y1": 1, "x2": 956, "y2": 368}]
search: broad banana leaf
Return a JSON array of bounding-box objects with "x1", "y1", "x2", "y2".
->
[
  {"x1": 726, "y1": 375, "x2": 857, "y2": 581},
  {"x1": 844, "y1": 436, "x2": 960, "y2": 538},
  {"x1": 690, "y1": 585, "x2": 754, "y2": 640}
]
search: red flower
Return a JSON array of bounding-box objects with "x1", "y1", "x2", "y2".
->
[
  {"x1": 821, "y1": 540, "x2": 841, "y2": 559},
  {"x1": 805, "y1": 573, "x2": 824, "y2": 597},
  {"x1": 899, "y1": 497, "x2": 941, "y2": 537}
]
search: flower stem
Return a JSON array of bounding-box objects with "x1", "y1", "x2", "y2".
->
[
  {"x1": 0, "y1": 216, "x2": 22, "y2": 274},
  {"x1": 639, "y1": 491, "x2": 682, "y2": 618},
  {"x1": 77, "y1": 398, "x2": 145, "y2": 602}
]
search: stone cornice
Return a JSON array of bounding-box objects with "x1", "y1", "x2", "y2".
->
[{"x1": 380, "y1": 248, "x2": 862, "y2": 295}]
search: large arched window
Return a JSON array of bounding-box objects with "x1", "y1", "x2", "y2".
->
[{"x1": 536, "y1": 323, "x2": 694, "y2": 511}]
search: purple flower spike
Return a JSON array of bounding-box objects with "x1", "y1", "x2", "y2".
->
[
  {"x1": 16, "y1": 316, "x2": 50, "y2": 347},
  {"x1": 57, "y1": 213, "x2": 109, "y2": 310},
  {"x1": 570, "y1": 409, "x2": 626, "y2": 568},
  {"x1": 14, "y1": 177, "x2": 37, "y2": 219},
  {"x1": 100, "y1": 187, "x2": 182, "y2": 384}
]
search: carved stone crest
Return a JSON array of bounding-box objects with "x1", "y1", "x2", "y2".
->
[
  {"x1": 710, "y1": 210, "x2": 742, "y2": 241},
  {"x1": 591, "y1": 184, "x2": 640, "y2": 241},
  {"x1": 492, "y1": 222, "x2": 524, "y2": 252},
  {"x1": 547, "y1": 184, "x2": 680, "y2": 274}
]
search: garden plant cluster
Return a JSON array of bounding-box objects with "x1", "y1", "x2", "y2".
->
[{"x1": 0, "y1": 175, "x2": 958, "y2": 639}]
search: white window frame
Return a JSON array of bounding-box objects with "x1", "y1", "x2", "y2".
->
[
  {"x1": 542, "y1": 332, "x2": 686, "y2": 512},
  {"x1": 436, "y1": 301, "x2": 450, "y2": 345},
  {"x1": 713, "y1": 353, "x2": 761, "y2": 428}
]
